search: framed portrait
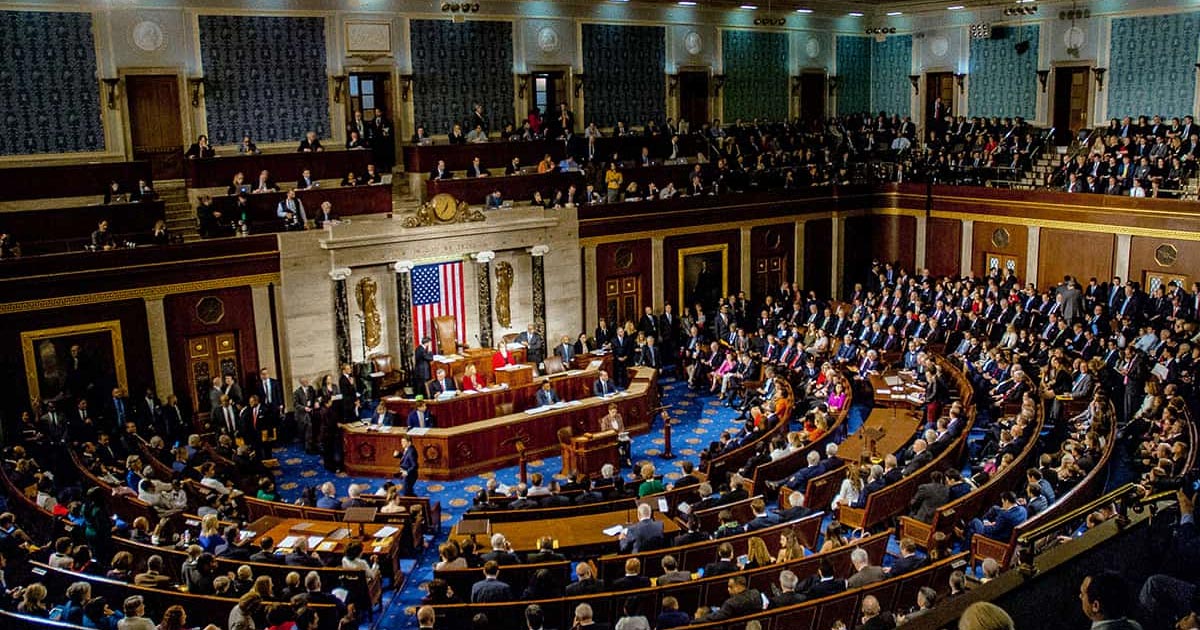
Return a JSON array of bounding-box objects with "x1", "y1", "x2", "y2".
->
[
  {"x1": 20, "y1": 320, "x2": 126, "y2": 404},
  {"x1": 678, "y1": 244, "x2": 729, "y2": 311},
  {"x1": 345, "y1": 21, "x2": 392, "y2": 56}
]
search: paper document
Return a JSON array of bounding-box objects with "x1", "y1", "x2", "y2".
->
[
  {"x1": 306, "y1": 536, "x2": 325, "y2": 549},
  {"x1": 602, "y1": 525, "x2": 625, "y2": 537},
  {"x1": 407, "y1": 427, "x2": 429, "y2": 436},
  {"x1": 657, "y1": 498, "x2": 669, "y2": 513},
  {"x1": 875, "y1": 389, "x2": 890, "y2": 395},
  {"x1": 373, "y1": 526, "x2": 399, "y2": 538},
  {"x1": 278, "y1": 536, "x2": 301, "y2": 549}
]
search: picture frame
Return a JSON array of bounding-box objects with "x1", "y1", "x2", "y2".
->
[
  {"x1": 678, "y1": 244, "x2": 729, "y2": 312},
  {"x1": 20, "y1": 320, "x2": 127, "y2": 404}
]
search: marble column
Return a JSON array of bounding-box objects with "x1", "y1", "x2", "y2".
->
[
  {"x1": 960, "y1": 219, "x2": 975, "y2": 276},
  {"x1": 393, "y1": 261, "x2": 415, "y2": 375},
  {"x1": 330, "y1": 268, "x2": 353, "y2": 367},
  {"x1": 1025, "y1": 226, "x2": 1041, "y2": 286},
  {"x1": 474, "y1": 251, "x2": 496, "y2": 349},
  {"x1": 531, "y1": 245, "x2": 549, "y2": 334},
  {"x1": 142, "y1": 297, "x2": 174, "y2": 399},
  {"x1": 650, "y1": 237, "x2": 665, "y2": 310}
]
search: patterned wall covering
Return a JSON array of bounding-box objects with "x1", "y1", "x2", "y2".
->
[
  {"x1": 722, "y1": 30, "x2": 789, "y2": 121},
  {"x1": 582, "y1": 24, "x2": 666, "y2": 126},
  {"x1": 836, "y1": 36, "x2": 871, "y2": 116},
  {"x1": 871, "y1": 35, "x2": 912, "y2": 117},
  {"x1": 968, "y1": 25, "x2": 1039, "y2": 119},
  {"x1": 410, "y1": 20, "x2": 514, "y2": 135},
  {"x1": 0, "y1": 11, "x2": 103, "y2": 155},
  {"x1": 199, "y1": 16, "x2": 330, "y2": 144},
  {"x1": 1107, "y1": 14, "x2": 1200, "y2": 119}
]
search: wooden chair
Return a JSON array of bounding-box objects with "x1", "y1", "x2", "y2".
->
[
  {"x1": 368, "y1": 353, "x2": 405, "y2": 394},
  {"x1": 433, "y1": 315, "x2": 459, "y2": 354},
  {"x1": 543, "y1": 355, "x2": 566, "y2": 375}
]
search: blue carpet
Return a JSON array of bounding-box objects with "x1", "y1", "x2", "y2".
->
[{"x1": 271, "y1": 377, "x2": 753, "y2": 629}]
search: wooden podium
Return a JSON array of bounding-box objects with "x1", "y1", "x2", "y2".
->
[
  {"x1": 560, "y1": 430, "x2": 618, "y2": 477},
  {"x1": 495, "y1": 364, "x2": 534, "y2": 388}
]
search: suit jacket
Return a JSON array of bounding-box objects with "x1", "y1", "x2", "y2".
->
[
  {"x1": 619, "y1": 518, "x2": 665, "y2": 553},
  {"x1": 535, "y1": 388, "x2": 560, "y2": 407},
  {"x1": 657, "y1": 570, "x2": 693, "y2": 585},
  {"x1": 399, "y1": 445, "x2": 418, "y2": 479},
  {"x1": 406, "y1": 409, "x2": 435, "y2": 429},
  {"x1": 889, "y1": 554, "x2": 928, "y2": 576},
  {"x1": 610, "y1": 575, "x2": 651, "y2": 591},
  {"x1": 856, "y1": 613, "x2": 898, "y2": 630},
  {"x1": 708, "y1": 589, "x2": 764, "y2": 620},
  {"x1": 846, "y1": 565, "x2": 885, "y2": 588},
  {"x1": 902, "y1": 449, "x2": 932, "y2": 476},
  {"x1": 564, "y1": 578, "x2": 603, "y2": 596},
  {"x1": 429, "y1": 377, "x2": 458, "y2": 397},
  {"x1": 744, "y1": 512, "x2": 782, "y2": 532},
  {"x1": 909, "y1": 482, "x2": 950, "y2": 522},
  {"x1": 258, "y1": 378, "x2": 284, "y2": 408},
  {"x1": 554, "y1": 343, "x2": 576, "y2": 364},
  {"x1": 470, "y1": 578, "x2": 512, "y2": 603},
  {"x1": 213, "y1": 405, "x2": 240, "y2": 438},
  {"x1": 981, "y1": 505, "x2": 1027, "y2": 541},
  {"x1": 702, "y1": 559, "x2": 738, "y2": 578},
  {"x1": 594, "y1": 378, "x2": 618, "y2": 396}
]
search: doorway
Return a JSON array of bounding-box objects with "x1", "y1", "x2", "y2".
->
[
  {"x1": 984, "y1": 252, "x2": 1021, "y2": 278},
  {"x1": 531, "y1": 71, "x2": 567, "y2": 122},
  {"x1": 604, "y1": 275, "x2": 643, "y2": 327},
  {"x1": 347, "y1": 72, "x2": 395, "y2": 167},
  {"x1": 1052, "y1": 66, "x2": 1091, "y2": 145},
  {"x1": 924, "y1": 72, "x2": 955, "y2": 137},
  {"x1": 125, "y1": 75, "x2": 184, "y2": 180},
  {"x1": 678, "y1": 71, "x2": 710, "y2": 132},
  {"x1": 753, "y1": 256, "x2": 788, "y2": 302},
  {"x1": 799, "y1": 72, "x2": 826, "y2": 122},
  {"x1": 186, "y1": 332, "x2": 242, "y2": 415}
]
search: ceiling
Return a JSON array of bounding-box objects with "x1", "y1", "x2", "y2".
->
[{"x1": 572, "y1": 0, "x2": 1047, "y2": 19}]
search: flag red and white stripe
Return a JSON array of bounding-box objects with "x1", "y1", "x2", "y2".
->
[{"x1": 411, "y1": 260, "x2": 466, "y2": 346}]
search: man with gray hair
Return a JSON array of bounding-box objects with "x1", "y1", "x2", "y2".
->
[
  {"x1": 769, "y1": 570, "x2": 805, "y2": 607},
  {"x1": 902, "y1": 438, "x2": 932, "y2": 476},
  {"x1": 778, "y1": 490, "x2": 816, "y2": 521},
  {"x1": 619, "y1": 502, "x2": 664, "y2": 553},
  {"x1": 481, "y1": 533, "x2": 521, "y2": 565},
  {"x1": 766, "y1": 450, "x2": 823, "y2": 492},
  {"x1": 573, "y1": 603, "x2": 600, "y2": 628},
  {"x1": 565, "y1": 563, "x2": 601, "y2": 596},
  {"x1": 846, "y1": 547, "x2": 885, "y2": 588},
  {"x1": 857, "y1": 594, "x2": 896, "y2": 630}
]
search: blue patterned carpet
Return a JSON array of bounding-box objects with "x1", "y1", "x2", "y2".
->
[{"x1": 271, "y1": 378, "x2": 873, "y2": 629}]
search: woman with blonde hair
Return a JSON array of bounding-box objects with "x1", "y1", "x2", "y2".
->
[
  {"x1": 831, "y1": 464, "x2": 865, "y2": 511},
  {"x1": 744, "y1": 536, "x2": 773, "y2": 569},
  {"x1": 461, "y1": 363, "x2": 485, "y2": 391},
  {"x1": 198, "y1": 514, "x2": 224, "y2": 553},
  {"x1": 16, "y1": 582, "x2": 49, "y2": 617},
  {"x1": 775, "y1": 528, "x2": 807, "y2": 564},
  {"x1": 958, "y1": 602, "x2": 1014, "y2": 630}
]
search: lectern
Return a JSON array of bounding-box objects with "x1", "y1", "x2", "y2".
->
[{"x1": 560, "y1": 430, "x2": 618, "y2": 477}]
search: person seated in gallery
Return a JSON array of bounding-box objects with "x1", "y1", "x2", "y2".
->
[
  {"x1": 535, "y1": 381, "x2": 560, "y2": 407},
  {"x1": 314, "y1": 201, "x2": 337, "y2": 228},
  {"x1": 466, "y1": 157, "x2": 490, "y2": 178},
  {"x1": 91, "y1": 219, "x2": 116, "y2": 251},
  {"x1": 407, "y1": 399, "x2": 435, "y2": 429},
  {"x1": 132, "y1": 178, "x2": 156, "y2": 202},
  {"x1": 252, "y1": 170, "x2": 278, "y2": 193},
  {"x1": 276, "y1": 190, "x2": 307, "y2": 231},
  {"x1": 485, "y1": 189, "x2": 504, "y2": 209},
  {"x1": 492, "y1": 342, "x2": 517, "y2": 369},
  {"x1": 297, "y1": 131, "x2": 324, "y2": 152},
  {"x1": 345, "y1": 130, "x2": 369, "y2": 150},
  {"x1": 102, "y1": 180, "x2": 127, "y2": 204},
  {"x1": 238, "y1": 135, "x2": 260, "y2": 155},
  {"x1": 447, "y1": 123, "x2": 467, "y2": 145},
  {"x1": 461, "y1": 364, "x2": 486, "y2": 391},
  {"x1": 296, "y1": 169, "x2": 319, "y2": 190},
  {"x1": 227, "y1": 171, "x2": 248, "y2": 196},
  {"x1": 411, "y1": 125, "x2": 431, "y2": 144},
  {"x1": 340, "y1": 171, "x2": 361, "y2": 187},
  {"x1": 429, "y1": 160, "x2": 452, "y2": 181},
  {"x1": 428, "y1": 368, "x2": 458, "y2": 397},
  {"x1": 466, "y1": 124, "x2": 488, "y2": 144},
  {"x1": 364, "y1": 164, "x2": 384, "y2": 185},
  {"x1": 185, "y1": 134, "x2": 215, "y2": 159}
]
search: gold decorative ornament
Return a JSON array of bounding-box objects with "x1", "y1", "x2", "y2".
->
[
  {"x1": 354, "y1": 276, "x2": 382, "y2": 350},
  {"x1": 1155, "y1": 243, "x2": 1179, "y2": 267},
  {"x1": 402, "y1": 193, "x2": 485, "y2": 227},
  {"x1": 195, "y1": 296, "x2": 225, "y2": 325},
  {"x1": 495, "y1": 261, "x2": 514, "y2": 328},
  {"x1": 991, "y1": 227, "x2": 1011, "y2": 248}
]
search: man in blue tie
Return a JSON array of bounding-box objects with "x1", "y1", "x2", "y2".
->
[
  {"x1": 594, "y1": 370, "x2": 617, "y2": 396},
  {"x1": 535, "y1": 381, "x2": 560, "y2": 407}
]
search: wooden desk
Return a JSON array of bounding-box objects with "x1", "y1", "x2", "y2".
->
[
  {"x1": 185, "y1": 150, "x2": 375, "y2": 188},
  {"x1": 448, "y1": 507, "x2": 679, "y2": 557},
  {"x1": 349, "y1": 367, "x2": 659, "y2": 479},
  {"x1": 0, "y1": 160, "x2": 152, "y2": 202},
  {"x1": 403, "y1": 136, "x2": 706, "y2": 174},
  {"x1": 838, "y1": 405, "x2": 922, "y2": 465},
  {"x1": 383, "y1": 366, "x2": 600, "y2": 428},
  {"x1": 208, "y1": 183, "x2": 393, "y2": 232},
  {"x1": 494, "y1": 364, "x2": 534, "y2": 387},
  {"x1": 431, "y1": 347, "x2": 526, "y2": 384},
  {"x1": 868, "y1": 371, "x2": 925, "y2": 407},
  {"x1": 563, "y1": 430, "x2": 619, "y2": 477},
  {"x1": 243, "y1": 515, "x2": 403, "y2": 579}
]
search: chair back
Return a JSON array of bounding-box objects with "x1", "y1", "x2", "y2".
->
[
  {"x1": 433, "y1": 316, "x2": 458, "y2": 354},
  {"x1": 543, "y1": 355, "x2": 566, "y2": 375}
]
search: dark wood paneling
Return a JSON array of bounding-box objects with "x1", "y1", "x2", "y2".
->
[
  {"x1": 0, "y1": 299, "x2": 153, "y2": 422},
  {"x1": 1, "y1": 200, "x2": 165, "y2": 256},
  {"x1": 664, "y1": 230, "x2": 741, "y2": 313},
  {"x1": 842, "y1": 216, "x2": 876, "y2": 295},
  {"x1": 164, "y1": 286, "x2": 260, "y2": 415},
  {"x1": 925, "y1": 217, "x2": 962, "y2": 278},
  {"x1": 185, "y1": 150, "x2": 374, "y2": 188},
  {"x1": 595, "y1": 239, "x2": 652, "y2": 324},
  {"x1": 1129, "y1": 237, "x2": 1200, "y2": 289},
  {"x1": 209, "y1": 183, "x2": 392, "y2": 232},
  {"x1": 749, "y1": 223, "x2": 795, "y2": 301},
  {"x1": 804, "y1": 218, "x2": 832, "y2": 298},
  {"x1": 0, "y1": 161, "x2": 152, "y2": 202},
  {"x1": 874, "y1": 214, "x2": 917, "y2": 271},
  {"x1": 1037, "y1": 229, "x2": 1115, "y2": 288},
  {"x1": 971, "y1": 221, "x2": 1027, "y2": 278}
]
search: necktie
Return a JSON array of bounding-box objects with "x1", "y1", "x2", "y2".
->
[
  {"x1": 253, "y1": 407, "x2": 259, "y2": 429},
  {"x1": 226, "y1": 409, "x2": 235, "y2": 435}
]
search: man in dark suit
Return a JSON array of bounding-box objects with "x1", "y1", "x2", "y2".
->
[
  {"x1": 534, "y1": 381, "x2": 560, "y2": 407},
  {"x1": 909, "y1": 471, "x2": 950, "y2": 522},
  {"x1": 212, "y1": 395, "x2": 239, "y2": 441},
  {"x1": 470, "y1": 561, "x2": 513, "y2": 603},
  {"x1": 284, "y1": 539, "x2": 323, "y2": 567},
  {"x1": 526, "y1": 537, "x2": 567, "y2": 564},
  {"x1": 554, "y1": 335, "x2": 576, "y2": 365},
  {"x1": 804, "y1": 560, "x2": 847, "y2": 599},
  {"x1": 707, "y1": 576, "x2": 765, "y2": 621},
  {"x1": 338, "y1": 364, "x2": 359, "y2": 421},
  {"x1": 565, "y1": 564, "x2": 603, "y2": 596},
  {"x1": 856, "y1": 595, "x2": 897, "y2": 630},
  {"x1": 610, "y1": 327, "x2": 634, "y2": 387},
  {"x1": 413, "y1": 337, "x2": 434, "y2": 390},
  {"x1": 674, "y1": 460, "x2": 701, "y2": 488},
  {"x1": 888, "y1": 538, "x2": 928, "y2": 576},
  {"x1": 777, "y1": 490, "x2": 816, "y2": 522},
  {"x1": 397, "y1": 435, "x2": 419, "y2": 496},
  {"x1": 593, "y1": 370, "x2": 618, "y2": 396},
  {"x1": 767, "y1": 450, "x2": 823, "y2": 492},
  {"x1": 157, "y1": 394, "x2": 186, "y2": 445},
  {"x1": 517, "y1": 324, "x2": 546, "y2": 368},
  {"x1": 619, "y1": 503, "x2": 664, "y2": 553},
  {"x1": 466, "y1": 156, "x2": 489, "y2": 178},
  {"x1": 743, "y1": 498, "x2": 782, "y2": 531},
  {"x1": 428, "y1": 159, "x2": 452, "y2": 181},
  {"x1": 901, "y1": 439, "x2": 932, "y2": 476},
  {"x1": 238, "y1": 395, "x2": 267, "y2": 447},
  {"x1": 366, "y1": 403, "x2": 392, "y2": 426},
  {"x1": 638, "y1": 336, "x2": 662, "y2": 369},
  {"x1": 480, "y1": 533, "x2": 522, "y2": 565},
  {"x1": 256, "y1": 368, "x2": 284, "y2": 417},
  {"x1": 965, "y1": 491, "x2": 1028, "y2": 542},
  {"x1": 406, "y1": 400, "x2": 434, "y2": 429},
  {"x1": 428, "y1": 368, "x2": 458, "y2": 397},
  {"x1": 249, "y1": 538, "x2": 282, "y2": 564},
  {"x1": 610, "y1": 557, "x2": 651, "y2": 591},
  {"x1": 703, "y1": 543, "x2": 739, "y2": 578},
  {"x1": 770, "y1": 570, "x2": 806, "y2": 607},
  {"x1": 296, "y1": 169, "x2": 318, "y2": 190}
]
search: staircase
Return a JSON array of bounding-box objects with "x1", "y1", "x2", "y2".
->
[{"x1": 158, "y1": 181, "x2": 199, "y2": 242}]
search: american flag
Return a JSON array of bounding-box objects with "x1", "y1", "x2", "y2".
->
[{"x1": 411, "y1": 261, "x2": 466, "y2": 347}]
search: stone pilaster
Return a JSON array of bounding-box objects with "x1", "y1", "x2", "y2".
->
[
  {"x1": 531, "y1": 245, "x2": 549, "y2": 334},
  {"x1": 393, "y1": 261, "x2": 415, "y2": 375},
  {"x1": 330, "y1": 268, "x2": 353, "y2": 367},
  {"x1": 474, "y1": 251, "x2": 496, "y2": 349}
]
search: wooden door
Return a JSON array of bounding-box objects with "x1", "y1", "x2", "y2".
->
[
  {"x1": 1144, "y1": 271, "x2": 1188, "y2": 295},
  {"x1": 1052, "y1": 67, "x2": 1090, "y2": 145},
  {"x1": 678, "y1": 71, "x2": 710, "y2": 131},
  {"x1": 753, "y1": 256, "x2": 788, "y2": 304},
  {"x1": 604, "y1": 275, "x2": 642, "y2": 327},
  {"x1": 125, "y1": 75, "x2": 184, "y2": 179},
  {"x1": 924, "y1": 72, "x2": 954, "y2": 134},
  {"x1": 799, "y1": 72, "x2": 826, "y2": 122},
  {"x1": 186, "y1": 332, "x2": 241, "y2": 413},
  {"x1": 984, "y1": 252, "x2": 1020, "y2": 278}
]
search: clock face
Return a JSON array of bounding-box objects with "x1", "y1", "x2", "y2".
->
[
  {"x1": 615, "y1": 246, "x2": 634, "y2": 269},
  {"x1": 1155, "y1": 243, "x2": 1179, "y2": 267},
  {"x1": 195, "y1": 296, "x2": 225, "y2": 325},
  {"x1": 431, "y1": 194, "x2": 458, "y2": 221}
]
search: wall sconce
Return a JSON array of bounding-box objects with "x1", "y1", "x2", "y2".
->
[
  {"x1": 790, "y1": 75, "x2": 802, "y2": 95},
  {"x1": 668, "y1": 74, "x2": 679, "y2": 96},
  {"x1": 1036, "y1": 69, "x2": 1050, "y2": 93},
  {"x1": 331, "y1": 75, "x2": 347, "y2": 103},
  {"x1": 828, "y1": 75, "x2": 838, "y2": 95},
  {"x1": 908, "y1": 75, "x2": 920, "y2": 95},
  {"x1": 101, "y1": 78, "x2": 120, "y2": 110},
  {"x1": 518, "y1": 73, "x2": 533, "y2": 99},
  {"x1": 187, "y1": 76, "x2": 205, "y2": 108},
  {"x1": 712, "y1": 74, "x2": 727, "y2": 97},
  {"x1": 1093, "y1": 67, "x2": 1106, "y2": 91},
  {"x1": 399, "y1": 74, "x2": 413, "y2": 102},
  {"x1": 954, "y1": 73, "x2": 967, "y2": 93},
  {"x1": 573, "y1": 73, "x2": 587, "y2": 98}
]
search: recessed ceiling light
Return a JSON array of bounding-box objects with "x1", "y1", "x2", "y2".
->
[
  {"x1": 740, "y1": 4, "x2": 759, "y2": 9},
  {"x1": 947, "y1": 4, "x2": 965, "y2": 9},
  {"x1": 887, "y1": 11, "x2": 903, "y2": 15},
  {"x1": 795, "y1": 7, "x2": 813, "y2": 12},
  {"x1": 678, "y1": 0, "x2": 697, "y2": 4},
  {"x1": 848, "y1": 11, "x2": 864, "y2": 16}
]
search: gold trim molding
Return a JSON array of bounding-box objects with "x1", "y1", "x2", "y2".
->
[{"x1": 0, "y1": 273, "x2": 281, "y2": 316}]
